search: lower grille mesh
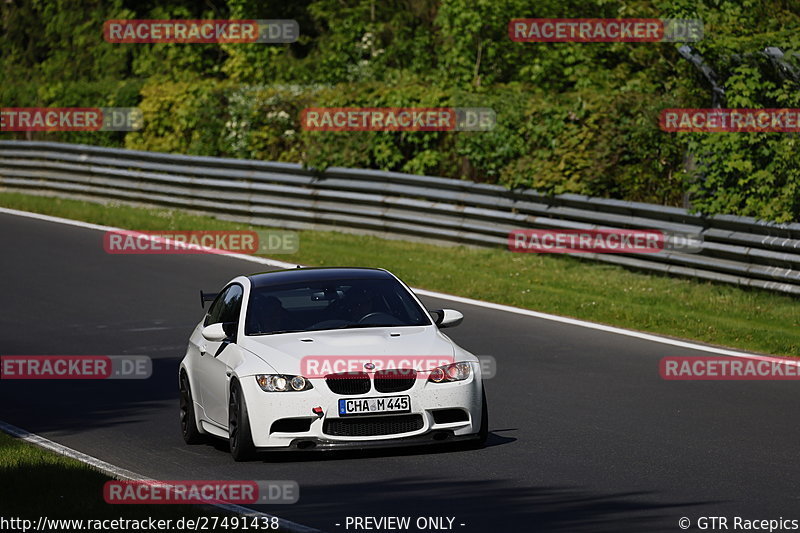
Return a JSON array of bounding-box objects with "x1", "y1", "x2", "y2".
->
[{"x1": 324, "y1": 414, "x2": 424, "y2": 437}]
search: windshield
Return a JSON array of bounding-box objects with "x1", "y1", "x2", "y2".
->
[{"x1": 244, "y1": 277, "x2": 431, "y2": 335}]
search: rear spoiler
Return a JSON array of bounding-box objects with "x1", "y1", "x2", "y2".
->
[{"x1": 200, "y1": 290, "x2": 218, "y2": 309}]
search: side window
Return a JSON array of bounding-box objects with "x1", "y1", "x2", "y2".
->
[
  {"x1": 205, "y1": 293, "x2": 226, "y2": 326},
  {"x1": 205, "y1": 284, "x2": 243, "y2": 326},
  {"x1": 219, "y1": 285, "x2": 244, "y2": 325}
]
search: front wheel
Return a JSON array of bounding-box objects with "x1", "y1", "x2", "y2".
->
[
  {"x1": 476, "y1": 387, "x2": 488, "y2": 446},
  {"x1": 459, "y1": 387, "x2": 488, "y2": 451},
  {"x1": 229, "y1": 380, "x2": 257, "y2": 461}
]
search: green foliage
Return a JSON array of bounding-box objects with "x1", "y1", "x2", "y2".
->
[
  {"x1": 660, "y1": 0, "x2": 800, "y2": 221},
  {"x1": 222, "y1": 84, "x2": 312, "y2": 161},
  {"x1": 0, "y1": 0, "x2": 129, "y2": 82},
  {"x1": 0, "y1": 78, "x2": 144, "y2": 146},
  {"x1": 484, "y1": 86, "x2": 683, "y2": 203},
  {"x1": 298, "y1": 79, "x2": 453, "y2": 174},
  {"x1": 125, "y1": 78, "x2": 231, "y2": 155}
]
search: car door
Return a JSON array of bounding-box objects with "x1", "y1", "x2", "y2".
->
[{"x1": 195, "y1": 283, "x2": 243, "y2": 425}]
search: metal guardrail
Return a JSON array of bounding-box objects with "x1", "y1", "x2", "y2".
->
[{"x1": 1, "y1": 140, "x2": 799, "y2": 295}]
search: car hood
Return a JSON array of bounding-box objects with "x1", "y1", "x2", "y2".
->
[{"x1": 237, "y1": 326, "x2": 461, "y2": 376}]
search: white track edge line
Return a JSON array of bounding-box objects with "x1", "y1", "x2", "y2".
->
[
  {"x1": 1, "y1": 206, "x2": 793, "y2": 367},
  {"x1": 0, "y1": 421, "x2": 323, "y2": 533}
]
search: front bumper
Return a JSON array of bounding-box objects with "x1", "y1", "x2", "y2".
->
[
  {"x1": 266, "y1": 431, "x2": 480, "y2": 452},
  {"x1": 240, "y1": 363, "x2": 483, "y2": 449}
]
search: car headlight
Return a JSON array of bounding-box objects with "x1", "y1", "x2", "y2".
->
[
  {"x1": 256, "y1": 374, "x2": 313, "y2": 392},
  {"x1": 428, "y1": 362, "x2": 471, "y2": 383}
]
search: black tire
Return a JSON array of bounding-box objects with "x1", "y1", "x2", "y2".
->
[
  {"x1": 180, "y1": 372, "x2": 204, "y2": 445},
  {"x1": 229, "y1": 380, "x2": 257, "y2": 462},
  {"x1": 477, "y1": 387, "x2": 489, "y2": 446},
  {"x1": 458, "y1": 388, "x2": 488, "y2": 451}
]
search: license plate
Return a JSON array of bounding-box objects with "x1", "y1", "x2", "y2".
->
[{"x1": 338, "y1": 395, "x2": 410, "y2": 416}]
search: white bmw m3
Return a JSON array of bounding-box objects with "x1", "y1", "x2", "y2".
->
[{"x1": 179, "y1": 267, "x2": 488, "y2": 461}]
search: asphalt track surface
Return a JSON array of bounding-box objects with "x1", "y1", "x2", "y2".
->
[{"x1": 1, "y1": 210, "x2": 799, "y2": 533}]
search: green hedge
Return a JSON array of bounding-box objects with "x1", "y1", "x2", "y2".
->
[{"x1": 117, "y1": 77, "x2": 689, "y2": 205}]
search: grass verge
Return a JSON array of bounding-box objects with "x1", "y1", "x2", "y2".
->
[
  {"x1": 0, "y1": 431, "x2": 208, "y2": 520},
  {"x1": 1, "y1": 190, "x2": 798, "y2": 357}
]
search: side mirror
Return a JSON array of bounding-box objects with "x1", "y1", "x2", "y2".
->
[
  {"x1": 432, "y1": 309, "x2": 463, "y2": 328},
  {"x1": 201, "y1": 323, "x2": 228, "y2": 342}
]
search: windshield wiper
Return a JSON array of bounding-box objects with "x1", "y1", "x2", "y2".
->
[
  {"x1": 255, "y1": 329, "x2": 305, "y2": 336},
  {"x1": 336, "y1": 323, "x2": 401, "y2": 329}
]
